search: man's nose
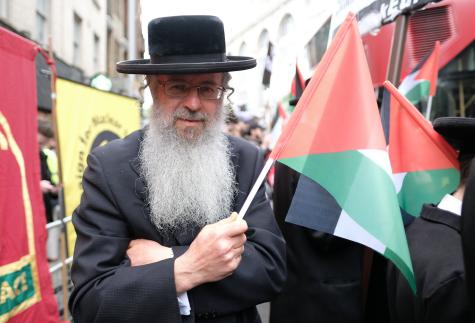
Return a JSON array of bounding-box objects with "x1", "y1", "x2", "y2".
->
[{"x1": 182, "y1": 88, "x2": 201, "y2": 111}]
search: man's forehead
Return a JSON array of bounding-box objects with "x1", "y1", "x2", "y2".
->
[{"x1": 156, "y1": 73, "x2": 224, "y2": 84}]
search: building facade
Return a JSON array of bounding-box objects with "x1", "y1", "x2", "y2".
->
[
  {"x1": 225, "y1": 0, "x2": 333, "y2": 118},
  {"x1": 0, "y1": 0, "x2": 144, "y2": 103}
]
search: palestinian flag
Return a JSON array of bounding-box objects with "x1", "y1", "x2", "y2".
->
[
  {"x1": 290, "y1": 63, "x2": 306, "y2": 100},
  {"x1": 384, "y1": 81, "x2": 459, "y2": 219},
  {"x1": 269, "y1": 13, "x2": 416, "y2": 292},
  {"x1": 398, "y1": 41, "x2": 440, "y2": 105},
  {"x1": 269, "y1": 103, "x2": 288, "y2": 149}
]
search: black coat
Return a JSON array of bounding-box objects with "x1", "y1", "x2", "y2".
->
[
  {"x1": 39, "y1": 149, "x2": 54, "y2": 223},
  {"x1": 69, "y1": 130, "x2": 286, "y2": 323},
  {"x1": 461, "y1": 159, "x2": 475, "y2": 322},
  {"x1": 387, "y1": 205, "x2": 470, "y2": 323},
  {"x1": 269, "y1": 162, "x2": 365, "y2": 323}
]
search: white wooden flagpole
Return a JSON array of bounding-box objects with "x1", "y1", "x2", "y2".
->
[
  {"x1": 238, "y1": 158, "x2": 275, "y2": 219},
  {"x1": 425, "y1": 95, "x2": 433, "y2": 120}
]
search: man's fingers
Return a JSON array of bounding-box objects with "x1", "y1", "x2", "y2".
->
[
  {"x1": 231, "y1": 234, "x2": 247, "y2": 249},
  {"x1": 218, "y1": 211, "x2": 239, "y2": 225},
  {"x1": 229, "y1": 212, "x2": 238, "y2": 221},
  {"x1": 225, "y1": 219, "x2": 248, "y2": 237}
]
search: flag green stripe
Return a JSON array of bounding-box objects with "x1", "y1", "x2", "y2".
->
[
  {"x1": 280, "y1": 151, "x2": 414, "y2": 286},
  {"x1": 398, "y1": 168, "x2": 460, "y2": 217},
  {"x1": 384, "y1": 247, "x2": 417, "y2": 293},
  {"x1": 403, "y1": 81, "x2": 430, "y2": 104}
]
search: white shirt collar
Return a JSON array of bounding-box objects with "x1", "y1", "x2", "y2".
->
[{"x1": 437, "y1": 194, "x2": 462, "y2": 216}]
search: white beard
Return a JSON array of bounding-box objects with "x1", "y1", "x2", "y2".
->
[{"x1": 139, "y1": 105, "x2": 236, "y2": 233}]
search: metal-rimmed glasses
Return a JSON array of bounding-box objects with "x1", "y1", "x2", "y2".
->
[{"x1": 157, "y1": 80, "x2": 234, "y2": 100}]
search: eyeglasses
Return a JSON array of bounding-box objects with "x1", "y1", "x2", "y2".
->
[{"x1": 157, "y1": 80, "x2": 234, "y2": 100}]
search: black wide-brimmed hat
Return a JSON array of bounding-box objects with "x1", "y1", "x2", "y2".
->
[
  {"x1": 433, "y1": 117, "x2": 475, "y2": 158},
  {"x1": 117, "y1": 15, "x2": 256, "y2": 74}
]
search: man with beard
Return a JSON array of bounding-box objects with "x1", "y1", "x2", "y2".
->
[{"x1": 69, "y1": 16, "x2": 286, "y2": 323}]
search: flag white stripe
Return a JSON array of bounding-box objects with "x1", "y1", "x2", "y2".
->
[
  {"x1": 398, "y1": 72, "x2": 423, "y2": 94},
  {"x1": 358, "y1": 149, "x2": 393, "y2": 178},
  {"x1": 392, "y1": 172, "x2": 407, "y2": 194},
  {"x1": 334, "y1": 209, "x2": 386, "y2": 254}
]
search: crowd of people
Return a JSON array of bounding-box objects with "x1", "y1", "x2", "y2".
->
[{"x1": 32, "y1": 14, "x2": 474, "y2": 323}]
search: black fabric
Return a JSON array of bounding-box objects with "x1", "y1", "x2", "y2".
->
[
  {"x1": 433, "y1": 117, "x2": 475, "y2": 156},
  {"x1": 387, "y1": 205, "x2": 470, "y2": 323},
  {"x1": 462, "y1": 159, "x2": 475, "y2": 322},
  {"x1": 269, "y1": 162, "x2": 365, "y2": 323},
  {"x1": 39, "y1": 150, "x2": 53, "y2": 223},
  {"x1": 117, "y1": 15, "x2": 256, "y2": 74},
  {"x1": 149, "y1": 16, "x2": 225, "y2": 58},
  {"x1": 364, "y1": 253, "x2": 390, "y2": 322},
  {"x1": 69, "y1": 130, "x2": 286, "y2": 323}
]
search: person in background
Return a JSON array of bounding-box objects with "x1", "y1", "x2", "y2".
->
[
  {"x1": 38, "y1": 119, "x2": 58, "y2": 223},
  {"x1": 387, "y1": 117, "x2": 474, "y2": 323},
  {"x1": 270, "y1": 87, "x2": 366, "y2": 323}
]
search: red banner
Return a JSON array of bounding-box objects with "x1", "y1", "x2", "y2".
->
[{"x1": 0, "y1": 27, "x2": 60, "y2": 323}]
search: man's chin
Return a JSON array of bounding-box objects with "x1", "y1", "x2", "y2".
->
[{"x1": 176, "y1": 126, "x2": 204, "y2": 142}]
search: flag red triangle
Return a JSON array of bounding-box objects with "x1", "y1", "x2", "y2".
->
[
  {"x1": 415, "y1": 41, "x2": 440, "y2": 96},
  {"x1": 271, "y1": 13, "x2": 385, "y2": 160},
  {"x1": 277, "y1": 102, "x2": 288, "y2": 120},
  {"x1": 384, "y1": 80, "x2": 459, "y2": 173}
]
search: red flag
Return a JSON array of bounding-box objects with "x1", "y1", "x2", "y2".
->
[
  {"x1": 414, "y1": 41, "x2": 440, "y2": 96},
  {"x1": 290, "y1": 63, "x2": 305, "y2": 99},
  {"x1": 384, "y1": 80, "x2": 459, "y2": 217},
  {"x1": 0, "y1": 27, "x2": 60, "y2": 323},
  {"x1": 277, "y1": 102, "x2": 288, "y2": 121}
]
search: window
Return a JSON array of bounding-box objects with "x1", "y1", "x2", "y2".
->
[
  {"x1": 73, "y1": 13, "x2": 82, "y2": 66},
  {"x1": 305, "y1": 18, "x2": 331, "y2": 68},
  {"x1": 278, "y1": 14, "x2": 294, "y2": 40},
  {"x1": 258, "y1": 29, "x2": 270, "y2": 55},
  {"x1": 35, "y1": 0, "x2": 49, "y2": 45},
  {"x1": 433, "y1": 41, "x2": 475, "y2": 118}
]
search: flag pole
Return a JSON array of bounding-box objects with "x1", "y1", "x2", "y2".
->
[
  {"x1": 238, "y1": 158, "x2": 275, "y2": 219},
  {"x1": 425, "y1": 95, "x2": 433, "y2": 120}
]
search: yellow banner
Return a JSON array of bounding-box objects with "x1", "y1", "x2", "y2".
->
[{"x1": 56, "y1": 79, "x2": 140, "y2": 254}]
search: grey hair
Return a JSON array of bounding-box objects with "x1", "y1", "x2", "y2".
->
[{"x1": 223, "y1": 72, "x2": 232, "y2": 88}]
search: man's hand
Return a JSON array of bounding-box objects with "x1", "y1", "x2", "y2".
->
[
  {"x1": 127, "y1": 239, "x2": 173, "y2": 266},
  {"x1": 40, "y1": 180, "x2": 55, "y2": 193},
  {"x1": 174, "y1": 212, "x2": 248, "y2": 293}
]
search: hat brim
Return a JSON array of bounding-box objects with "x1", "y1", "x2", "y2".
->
[
  {"x1": 116, "y1": 56, "x2": 256, "y2": 74},
  {"x1": 433, "y1": 117, "x2": 475, "y2": 154}
]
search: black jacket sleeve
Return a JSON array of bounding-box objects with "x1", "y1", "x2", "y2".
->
[{"x1": 69, "y1": 153, "x2": 182, "y2": 323}]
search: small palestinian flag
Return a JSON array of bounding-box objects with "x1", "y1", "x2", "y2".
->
[
  {"x1": 384, "y1": 81, "x2": 459, "y2": 219},
  {"x1": 398, "y1": 41, "x2": 440, "y2": 105},
  {"x1": 290, "y1": 63, "x2": 305, "y2": 101}
]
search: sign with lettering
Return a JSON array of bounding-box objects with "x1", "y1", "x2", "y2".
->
[
  {"x1": 331, "y1": 0, "x2": 442, "y2": 36},
  {"x1": 56, "y1": 78, "x2": 140, "y2": 254},
  {"x1": 0, "y1": 27, "x2": 60, "y2": 323}
]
